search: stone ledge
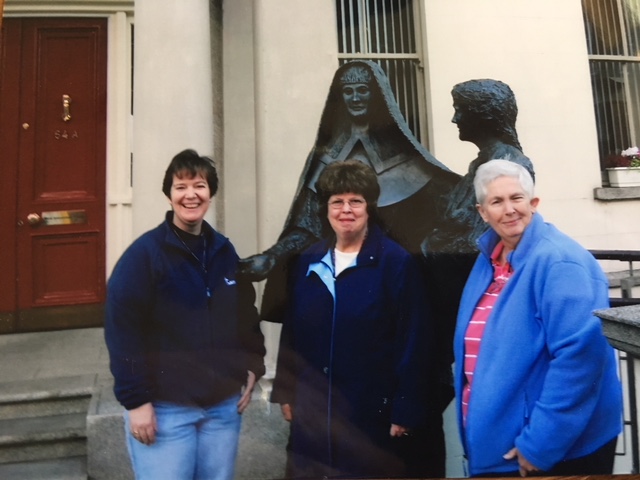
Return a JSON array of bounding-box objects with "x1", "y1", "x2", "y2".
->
[
  {"x1": 594, "y1": 186, "x2": 640, "y2": 201},
  {"x1": 0, "y1": 456, "x2": 87, "y2": 480},
  {"x1": 0, "y1": 413, "x2": 86, "y2": 446},
  {"x1": 595, "y1": 304, "x2": 640, "y2": 356},
  {"x1": 86, "y1": 376, "x2": 133, "y2": 480},
  {"x1": 0, "y1": 374, "x2": 97, "y2": 405}
]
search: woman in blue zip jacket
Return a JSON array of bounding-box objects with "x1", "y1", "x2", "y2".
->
[
  {"x1": 105, "y1": 149, "x2": 265, "y2": 480},
  {"x1": 271, "y1": 160, "x2": 441, "y2": 478},
  {"x1": 454, "y1": 159, "x2": 622, "y2": 477}
]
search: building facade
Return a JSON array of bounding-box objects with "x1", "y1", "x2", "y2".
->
[{"x1": 2, "y1": 0, "x2": 639, "y2": 348}]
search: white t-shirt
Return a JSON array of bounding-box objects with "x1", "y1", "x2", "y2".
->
[{"x1": 334, "y1": 249, "x2": 358, "y2": 276}]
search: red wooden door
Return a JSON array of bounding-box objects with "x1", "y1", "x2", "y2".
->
[{"x1": 0, "y1": 18, "x2": 107, "y2": 332}]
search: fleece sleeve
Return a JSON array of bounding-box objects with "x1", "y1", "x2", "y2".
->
[
  {"x1": 104, "y1": 243, "x2": 156, "y2": 410},
  {"x1": 514, "y1": 260, "x2": 612, "y2": 470},
  {"x1": 391, "y1": 254, "x2": 436, "y2": 429}
]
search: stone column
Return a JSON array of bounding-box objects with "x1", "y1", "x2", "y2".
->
[{"x1": 132, "y1": 0, "x2": 216, "y2": 237}]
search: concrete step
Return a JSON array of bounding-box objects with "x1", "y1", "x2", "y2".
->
[
  {"x1": 0, "y1": 455, "x2": 87, "y2": 480},
  {"x1": 0, "y1": 374, "x2": 96, "y2": 420},
  {"x1": 0, "y1": 412, "x2": 87, "y2": 464},
  {"x1": 0, "y1": 375, "x2": 96, "y2": 470}
]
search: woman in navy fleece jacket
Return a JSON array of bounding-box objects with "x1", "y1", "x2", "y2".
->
[
  {"x1": 105, "y1": 149, "x2": 265, "y2": 480},
  {"x1": 454, "y1": 159, "x2": 622, "y2": 477}
]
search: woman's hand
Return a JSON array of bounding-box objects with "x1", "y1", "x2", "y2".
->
[
  {"x1": 503, "y1": 447, "x2": 540, "y2": 477},
  {"x1": 281, "y1": 404, "x2": 293, "y2": 422},
  {"x1": 389, "y1": 424, "x2": 408, "y2": 437},
  {"x1": 128, "y1": 402, "x2": 157, "y2": 445},
  {"x1": 237, "y1": 370, "x2": 256, "y2": 413}
]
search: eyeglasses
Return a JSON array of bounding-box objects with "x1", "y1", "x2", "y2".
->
[{"x1": 328, "y1": 198, "x2": 366, "y2": 209}]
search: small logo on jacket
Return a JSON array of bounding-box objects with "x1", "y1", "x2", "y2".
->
[{"x1": 224, "y1": 277, "x2": 236, "y2": 286}]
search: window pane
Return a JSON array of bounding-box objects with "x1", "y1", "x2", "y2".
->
[
  {"x1": 590, "y1": 61, "x2": 631, "y2": 163},
  {"x1": 583, "y1": 0, "x2": 624, "y2": 56},
  {"x1": 583, "y1": 0, "x2": 640, "y2": 172},
  {"x1": 337, "y1": 0, "x2": 417, "y2": 54},
  {"x1": 336, "y1": 0, "x2": 422, "y2": 140},
  {"x1": 623, "y1": 0, "x2": 640, "y2": 56},
  {"x1": 625, "y1": 62, "x2": 640, "y2": 146}
]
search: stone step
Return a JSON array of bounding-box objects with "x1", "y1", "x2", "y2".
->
[
  {"x1": 0, "y1": 412, "x2": 87, "y2": 464},
  {"x1": 0, "y1": 374, "x2": 96, "y2": 420},
  {"x1": 0, "y1": 456, "x2": 87, "y2": 480}
]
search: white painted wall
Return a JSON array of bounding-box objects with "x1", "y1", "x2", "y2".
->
[
  {"x1": 222, "y1": 0, "x2": 258, "y2": 258},
  {"x1": 221, "y1": 0, "x2": 640, "y2": 378},
  {"x1": 421, "y1": 0, "x2": 640, "y2": 251},
  {"x1": 105, "y1": 11, "x2": 133, "y2": 276},
  {"x1": 223, "y1": 0, "x2": 339, "y2": 376},
  {"x1": 132, "y1": 0, "x2": 216, "y2": 238},
  {"x1": 224, "y1": 0, "x2": 639, "y2": 259},
  {"x1": 248, "y1": 0, "x2": 338, "y2": 255}
]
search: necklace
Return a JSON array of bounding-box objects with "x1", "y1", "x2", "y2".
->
[{"x1": 171, "y1": 225, "x2": 211, "y2": 298}]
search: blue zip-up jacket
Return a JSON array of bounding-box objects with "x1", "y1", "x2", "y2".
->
[
  {"x1": 271, "y1": 224, "x2": 439, "y2": 477},
  {"x1": 105, "y1": 212, "x2": 265, "y2": 410},
  {"x1": 454, "y1": 213, "x2": 622, "y2": 475}
]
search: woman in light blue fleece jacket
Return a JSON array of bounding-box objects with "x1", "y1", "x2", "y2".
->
[{"x1": 454, "y1": 159, "x2": 622, "y2": 477}]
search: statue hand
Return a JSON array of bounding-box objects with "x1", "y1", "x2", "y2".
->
[{"x1": 237, "y1": 253, "x2": 277, "y2": 282}]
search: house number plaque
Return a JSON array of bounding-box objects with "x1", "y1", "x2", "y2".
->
[{"x1": 54, "y1": 130, "x2": 79, "y2": 140}]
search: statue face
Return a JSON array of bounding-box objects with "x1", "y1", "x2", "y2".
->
[
  {"x1": 452, "y1": 101, "x2": 477, "y2": 142},
  {"x1": 342, "y1": 83, "x2": 371, "y2": 120}
]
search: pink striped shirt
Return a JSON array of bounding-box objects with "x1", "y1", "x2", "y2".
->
[{"x1": 462, "y1": 241, "x2": 513, "y2": 425}]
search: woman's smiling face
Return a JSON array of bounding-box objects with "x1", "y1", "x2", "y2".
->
[
  {"x1": 476, "y1": 175, "x2": 539, "y2": 250},
  {"x1": 169, "y1": 172, "x2": 211, "y2": 234},
  {"x1": 327, "y1": 192, "x2": 369, "y2": 243}
]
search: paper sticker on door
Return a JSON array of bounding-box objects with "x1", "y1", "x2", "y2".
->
[{"x1": 42, "y1": 210, "x2": 87, "y2": 226}]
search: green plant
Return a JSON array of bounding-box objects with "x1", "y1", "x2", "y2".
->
[{"x1": 605, "y1": 147, "x2": 640, "y2": 168}]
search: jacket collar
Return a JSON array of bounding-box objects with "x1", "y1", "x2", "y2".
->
[
  {"x1": 304, "y1": 222, "x2": 385, "y2": 268},
  {"x1": 162, "y1": 211, "x2": 226, "y2": 256},
  {"x1": 476, "y1": 212, "x2": 545, "y2": 270}
]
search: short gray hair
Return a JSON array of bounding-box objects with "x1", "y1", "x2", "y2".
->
[{"x1": 474, "y1": 159, "x2": 534, "y2": 205}]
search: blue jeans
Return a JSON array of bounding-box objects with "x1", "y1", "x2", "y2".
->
[{"x1": 124, "y1": 394, "x2": 242, "y2": 480}]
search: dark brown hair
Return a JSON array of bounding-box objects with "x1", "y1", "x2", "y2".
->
[
  {"x1": 162, "y1": 149, "x2": 218, "y2": 198},
  {"x1": 315, "y1": 159, "x2": 380, "y2": 222}
]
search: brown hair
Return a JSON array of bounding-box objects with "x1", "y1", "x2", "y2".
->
[
  {"x1": 162, "y1": 149, "x2": 218, "y2": 198},
  {"x1": 315, "y1": 159, "x2": 380, "y2": 224}
]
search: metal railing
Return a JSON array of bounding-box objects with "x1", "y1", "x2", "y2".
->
[{"x1": 590, "y1": 249, "x2": 640, "y2": 473}]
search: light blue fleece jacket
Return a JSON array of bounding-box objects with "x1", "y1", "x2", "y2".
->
[{"x1": 454, "y1": 213, "x2": 622, "y2": 475}]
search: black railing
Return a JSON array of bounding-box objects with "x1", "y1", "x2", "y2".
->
[
  {"x1": 591, "y1": 249, "x2": 640, "y2": 306},
  {"x1": 590, "y1": 249, "x2": 640, "y2": 473}
]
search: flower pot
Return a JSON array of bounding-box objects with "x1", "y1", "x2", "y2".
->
[{"x1": 606, "y1": 167, "x2": 640, "y2": 187}]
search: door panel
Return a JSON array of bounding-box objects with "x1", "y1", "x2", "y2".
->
[
  {"x1": 33, "y1": 234, "x2": 101, "y2": 307},
  {"x1": 0, "y1": 18, "x2": 107, "y2": 333}
]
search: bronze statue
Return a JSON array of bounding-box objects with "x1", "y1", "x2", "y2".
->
[
  {"x1": 239, "y1": 60, "x2": 459, "y2": 317},
  {"x1": 240, "y1": 60, "x2": 459, "y2": 478},
  {"x1": 420, "y1": 79, "x2": 535, "y2": 392},
  {"x1": 423, "y1": 79, "x2": 535, "y2": 255}
]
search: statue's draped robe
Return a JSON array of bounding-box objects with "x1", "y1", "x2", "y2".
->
[{"x1": 261, "y1": 60, "x2": 459, "y2": 322}]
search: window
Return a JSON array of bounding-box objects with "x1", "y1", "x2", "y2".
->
[
  {"x1": 336, "y1": 0, "x2": 426, "y2": 141},
  {"x1": 582, "y1": 0, "x2": 640, "y2": 171}
]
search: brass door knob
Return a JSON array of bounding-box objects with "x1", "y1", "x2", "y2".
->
[{"x1": 26, "y1": 213, "x2": 42, "y2": 226}]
